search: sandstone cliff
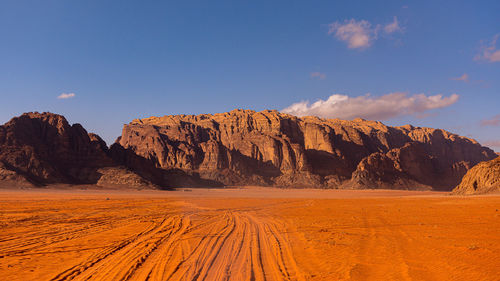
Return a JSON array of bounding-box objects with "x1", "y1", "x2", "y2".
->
[
  {"x1": 0, "y1": 112, "x2": 155, "y2": 188},
  {"x1": 2, "y1": 111, "x2": 495, "y2": 190},
  {"x1": 452, "y1": 157, "x2": 500, "y2": 194},
  {"x1": 116, "y1": 109, "x2": 497, "y2": 190}
]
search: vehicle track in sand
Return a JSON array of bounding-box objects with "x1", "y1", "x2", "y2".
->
[
  {"x1": 48, "y1": 210, "x2": 306, "y2": 281},
  {"x1": 3, "y1": 190, "x2": 498, "y2": 281}
]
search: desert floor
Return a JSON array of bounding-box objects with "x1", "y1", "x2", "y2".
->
[{"x1": 0, "y1": 187, "x2": 498, "y2": 281}]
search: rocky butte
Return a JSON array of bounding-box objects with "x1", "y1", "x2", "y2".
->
[
  {"x1": 113, "y1": 109, "x2": 497, "y2": 191},
  {"x1": 0, "y1": 112, "x2": 154, "y2": 188},
  {"x1": 453, "y1": 156, "x2": 500, "y2": 194}
]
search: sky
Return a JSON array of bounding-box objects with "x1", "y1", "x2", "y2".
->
[{"x1": 0, "y1": 0, "x2": 499, "y2": 150}]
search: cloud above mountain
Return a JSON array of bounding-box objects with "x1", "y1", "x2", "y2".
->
[
  {"x1": 328, "y1": 17, "x2": 403, "y2": 49},
  {"x1": 481, "y1": 114, "x2": 500, "y2": 127},
  {"x1": 475, "y1": 34, "x2": 500, "y2": 63},
  {"x1": 384, "y1": 16, "x2": 402, "y2": 34},
  {"x1": 328, "y1": 19, "x2": 375, "y2": 49},
  {"x1": 451, "y1": 73, "x2": 469, "y2": 82},
  {"x1": 482, "y1": 140, "x2": 500, "y2": 148},
  {"x1": 310, "y1": 72, "x2": 326, "y2": 80},
  {"x1": 57, "y1": 93, "x2": 76, "y2": 99},
  {"x1": 282, "y1": 92, "x2": 459, "y2": 120}
]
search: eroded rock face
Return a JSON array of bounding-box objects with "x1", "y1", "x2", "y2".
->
[
  {"x1": 96, "y1": 167, "x2": 156, "y2": 189},
  {"x1": 348, "y1": 143, "x2": 434, "y2": 190},
  {"x1": 117, "y1": 109, "x2": 497, "y2": 190},
  {"x1": 453, "y1": 157, "x2": 500, "y2": 195},
  {"x1": 0, "y1": 112, "x2": 154, "y2": 188},
  {"x1": 0, "y1": 161, "x2": 33, "y2": 187},
  {"x1": 0, "y1": 112, "x2": 111, "y2": 184},
  {"x1": 2, "y1": 111, "x2": 494, "y2": 190}
]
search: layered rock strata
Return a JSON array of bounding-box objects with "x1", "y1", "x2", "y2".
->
[
  {"x1": 115, "y1": 109, "x2": 497, "y2": 190},
  {"x1": 453, "y1": 157, "x2": 500, "y2": 194},
  {"x1": 0, "y1": 112, "x2": 154, "y2": 188}
]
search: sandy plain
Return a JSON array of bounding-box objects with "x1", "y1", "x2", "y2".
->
[{"x1": 0, "y1": 187, "x2": 498, "y2": 281}]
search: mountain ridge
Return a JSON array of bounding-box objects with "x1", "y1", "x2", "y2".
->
[
  {"x1": 115, "y1": 109, "x2": 497, "y2": 190},
  {"x1": 0, "y1": 110, "x2": 496, "y2": 191}
]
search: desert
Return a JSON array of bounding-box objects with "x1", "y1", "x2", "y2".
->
[
  {"x1": 0, "y1": 110, "x2": 499, "y2": 281},
  {"x1": 1, "y1": 1, "x2": 500, "y2": 280},
  {"x1": 0, "y1": 187, "x2": 499, "y2": 281}
]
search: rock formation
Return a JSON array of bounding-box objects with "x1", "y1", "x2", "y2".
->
[
  {"x1": 0, "y1": 161, "x2": 33, "y2": 187},
  {"x1": 453, "y1": 157, "x2": 500, "y2": 194},
  {"x1": 347, "y1": 143, "x2": 434, "y2": 190},
  {"x1": 0, "y1": 112, "x2": 154, "y2": 188},
  {"x1": 115, "y1": 109, "x2": 497, "y2": 190},
  {"x1": 1, "y1": 110, "x2": 495, "y2": 190}
]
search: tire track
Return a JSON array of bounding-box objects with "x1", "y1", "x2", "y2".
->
[
  {"x1": 49, "y1": 217, "x2": 172, "y2": 281},
  {"x1": 50, "y1": 210, "x2": 306, "y2": 281}
]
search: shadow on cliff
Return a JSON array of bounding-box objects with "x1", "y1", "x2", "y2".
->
[
  {"x1": 0, "y1": 160, "x2": 45, "y2": 187},
  {"x1": 305, "y1": 149, "x2": 355, "y2": 178},
  {"x1": 226, "y1": 148, "x2": 281, "y2": 179},
  {"x1": 109, "y1": 143, "x2": 225, "y2": 189}
]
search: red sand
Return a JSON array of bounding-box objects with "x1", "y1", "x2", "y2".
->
[{"x1": 0, "y1": 187, "x2": 498, "y2": 280}]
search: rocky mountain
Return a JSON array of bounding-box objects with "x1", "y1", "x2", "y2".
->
[
  {"x1": 1, "y1": 110, "x2": 496, "y2": 191},
  {"x1": 453, "y1": 157, "x2": 500, "y2": 194},
  {"x1": 0, "y1": 112, "x2": 154, "y2": 188},
  {"x1": 115, "y1": 109, "x2": 497, "y2": 190}
]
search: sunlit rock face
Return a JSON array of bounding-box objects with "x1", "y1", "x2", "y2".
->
[
  {"x1": 116, "y1": 109, "x2": 497, "y2": 190},
  {"x1": 453, "y1": 157, "x2": 500, "y2": 194}
]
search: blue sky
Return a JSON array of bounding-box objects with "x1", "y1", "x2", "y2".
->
[{"x1": 0, "y1": 0, "x2": 499, "y2": 150}]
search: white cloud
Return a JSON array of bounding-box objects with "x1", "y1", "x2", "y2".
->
[
  {"x1": 57, "y1": 93, "x2": 76, "y2": 99},
  {"x1": 282, "y1": 92, "x2": 459, "y2": 120},
  {"x1": 451, "y1": 73, "x2": 469, "y2": 82},
  {"x1": 475, "y1": 34, "x2": 500, "y2": 63},
  {"x1": 384, "y1": 17, "x2": 402, "y2": 34},
  {"x1": 328, "y1": 19, "x2": 376, "y2": 49},
  {"x1": 328, "y1": 17, "x2": 404, "y2": 49},
  {"x1": 480, "y1": 114, "x2": 500, "y2": 127},
  {"x1": 310, "y1": 72, "x2": 326, "y2": 80}
]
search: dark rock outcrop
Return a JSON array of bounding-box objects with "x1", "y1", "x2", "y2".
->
[
  {"x1": 0, "y1": 112, "x2": 154, "y2": 188},
  {"x1": 0, "y1": 161, "x2": 33, "y2": 187},
  {"x1": 115, "y1": 109, "x2": 497, "y2": 190},
  {"x1": 453, "y1": 157, "x2": 500, "y2": 194}
]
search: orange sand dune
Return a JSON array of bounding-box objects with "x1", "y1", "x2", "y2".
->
[{"x1": 0, "y1": 187, "x2": 498, "y2": 281}]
